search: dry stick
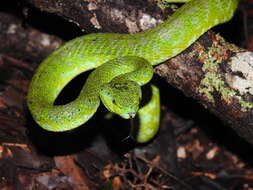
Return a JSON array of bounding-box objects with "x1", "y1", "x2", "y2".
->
[
  {"x1": 2, "y1": 56, "x2": 34, "y2": 71},
  {"x1": 136, "y1": 155, "x2": 195, "y2": 190}
]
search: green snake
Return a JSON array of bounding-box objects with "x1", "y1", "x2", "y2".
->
[{"x1": 27, "y1": 0, "x2": 238, "y2": 143}]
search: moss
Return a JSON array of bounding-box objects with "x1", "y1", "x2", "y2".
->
[
  {"x1": 198, "y1": 42, "x2": 253, "y2": 111},
  {"x1": 215, "y1": 34, "x2": 243, "y2": 53},
  {"x1": 156, "y1": 0, "x2": 179, "y2": 10},
  {"x1": 237, "y1": 96, "x2": 253, "y2": 110},
  {"x1": 199, "y1": 72, "x2": 235, "y2": 103}
]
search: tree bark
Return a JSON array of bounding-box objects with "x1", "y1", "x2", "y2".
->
[
  {"x1": 156, "y1": 32, "x2": 253, "y2": 144},
  {"x1": 0, "y1": 13, "x2": 63, "y2": 62}
]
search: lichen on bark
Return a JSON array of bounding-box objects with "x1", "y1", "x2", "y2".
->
[{"x1": 198, "y1": 39, "x2": 253, "y2": 111}]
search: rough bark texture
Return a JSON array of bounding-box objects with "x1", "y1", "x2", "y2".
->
[
  {"x1": 25, "y1": 0, "x2": 166, "y2": 33},
  {"x1": 0, "y1": 13, "x2": 63, "y2": 62},
  {"x1": 156, "y1": 32, "x2": 253, "y2": 145}
]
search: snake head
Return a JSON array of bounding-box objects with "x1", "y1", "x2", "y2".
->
[{"x1": 99, "y1": 80, "x2": 141, "y2": 119}]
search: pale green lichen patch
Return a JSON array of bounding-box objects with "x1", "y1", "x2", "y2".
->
[
  {"x1": 156, "y1": 0, "x2": 179, "y2": 10},
  {"x1": 199, "y1": 72, "x2": 235, "y2": 103},
  {"x1": 202, "y1": 57, "x2": 218, "y2": 71},
  {"x1": 198, "y1": 43, "x2": 253, "y2": 111},
  {"x1": 215, "y1": 33, "x2": 243, "y2": 53},
  {"x1": 237, "y1": 96, "x2": 253, "y2": 110}
]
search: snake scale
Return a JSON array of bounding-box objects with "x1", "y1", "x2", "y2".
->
[{"x1": 27, "y1": 0, "x2": 238, "y2": 143}]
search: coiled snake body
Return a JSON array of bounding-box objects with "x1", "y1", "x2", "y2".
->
[{"x1": 27, "y1": 0, "x2": 238, "y2": 143}]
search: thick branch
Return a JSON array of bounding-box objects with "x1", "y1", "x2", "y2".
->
[
  {"x1": 25, "y1": 0, "x2": 166, "y2": 33},
  {"x1": 0, "y1": 13, "x2": 63, "y2": 62},
  {"x1": 155, "y1": 32, "x2": 253, "y2": 144}
]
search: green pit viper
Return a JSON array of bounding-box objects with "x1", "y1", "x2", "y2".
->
[{"x1": 27, "y1": 0, "x2": 238, "y2": 143}]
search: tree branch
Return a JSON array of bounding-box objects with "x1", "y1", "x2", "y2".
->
[{"x1": 155, "y1": 32, "x2": 253, "y2": 144}]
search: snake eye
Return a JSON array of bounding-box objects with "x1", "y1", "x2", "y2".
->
[{"x1": 112, "y1": 99, "x2": 116, "y2": 105}]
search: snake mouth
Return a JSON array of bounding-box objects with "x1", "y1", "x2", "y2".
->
[
  {"x1": 128, "y1": 112, "x2": 136, "y2": 119},
  {"x1": 120, "y1": 112, "x2": 136, "y2": 119}
]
